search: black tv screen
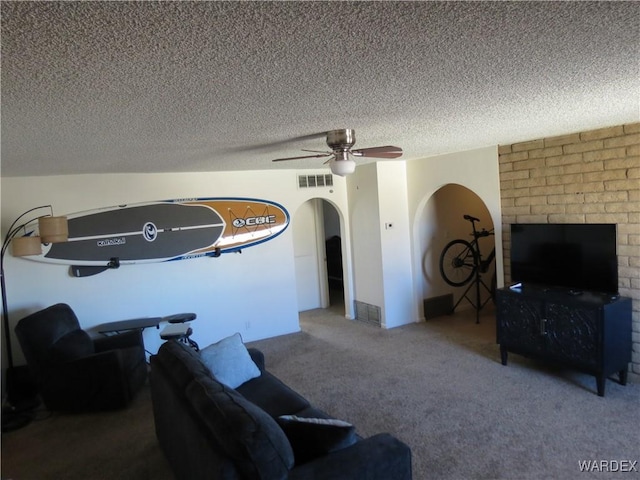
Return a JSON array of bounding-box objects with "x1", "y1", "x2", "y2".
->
[{"x1": 510, "y1": 223, "x2": 618, "y2": 294}]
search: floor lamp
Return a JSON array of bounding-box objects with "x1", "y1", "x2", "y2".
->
[{"x1": 1, "y1": 205, "x2": 68, "y2": 428}]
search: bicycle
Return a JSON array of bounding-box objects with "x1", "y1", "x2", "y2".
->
[
  {"x1": 439, "y1": 215, "x2": 495, "y2": 286},
  {"x1": 438, "y1": 214, "x2": 496, "y2": 322}
]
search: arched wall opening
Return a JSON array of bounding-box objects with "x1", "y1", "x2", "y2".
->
[
  {"x1": 291, "y1": 198, "x2": 347, "y2": 315},
  {"x1": 415, "y1": 183, "x2": 495, "y2": 318}
]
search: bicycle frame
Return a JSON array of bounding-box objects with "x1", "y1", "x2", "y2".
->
[{"x1": 466, "y1": 215, "x2": 495, "y2": 274}]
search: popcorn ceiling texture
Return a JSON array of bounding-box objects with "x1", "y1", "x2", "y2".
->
[{"x1": 1, "y1": 1, "x2": 638, "y2": 176}]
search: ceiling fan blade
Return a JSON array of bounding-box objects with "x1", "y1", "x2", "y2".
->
[
  {"x1": 351, "y1": 146, "x2": 403, "y2": 159},
  {"x1": 229, "y1": 132, "x2": 329, "y2": 154},
  {"x1": 302, "y1": 149, "x2": 332, "y2": 154},
  {"x1": 272, "y1": 153, "x2": 333, "y2": 162},
  {"x1": 323, "y1": 154, "x2": 337, "y2": 165}
]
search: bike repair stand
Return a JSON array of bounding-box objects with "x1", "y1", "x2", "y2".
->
[{"x1": 452, "y1": 270, "x2": 493, "y2": 324}]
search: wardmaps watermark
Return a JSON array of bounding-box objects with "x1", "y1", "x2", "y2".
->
[{"x1": 579, "y1": 460, "x2": 638, "y2": 473}]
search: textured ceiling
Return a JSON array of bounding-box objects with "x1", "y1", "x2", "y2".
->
[{"x1": 1, "y1": 1, "x2": 638, "y2": 177}]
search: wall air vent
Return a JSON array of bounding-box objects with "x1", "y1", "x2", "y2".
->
[
  {"x1": 354, "y1": 300, "x2": 381, "y2": 327},
  {"x1": 298, "y1": 174, "x2": 333, "y2": 189}
]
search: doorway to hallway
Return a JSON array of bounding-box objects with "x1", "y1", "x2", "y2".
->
[{"x1": 292, "y1": 199, "x2": 345, "y2": 315}]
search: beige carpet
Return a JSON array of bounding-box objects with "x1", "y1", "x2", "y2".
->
[
  {"x1": 2, "y1": 306, "x2": 638, "y2": 479},
  {"x1": 250, "y1": 307, "x2": 640, "y2": 479}
]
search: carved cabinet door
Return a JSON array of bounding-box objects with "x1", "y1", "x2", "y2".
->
[
  {"x1": 545, "y1": 302, "x2": 599, "y2": 368},
  {"x1": 496, "y1": 293, "x2": 546, "y2": 355}
]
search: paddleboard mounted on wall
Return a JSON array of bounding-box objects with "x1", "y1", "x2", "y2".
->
[{"x1": 17, "y1": 198, "x2": 289, "y2": 277}]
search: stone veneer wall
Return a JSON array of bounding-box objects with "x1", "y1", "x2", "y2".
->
[{"x1": 498, "y1": 122, "x2": 640, "y2": 376}]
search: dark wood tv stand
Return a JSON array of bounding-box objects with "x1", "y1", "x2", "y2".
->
[{"x1": 496, "y1": 285, "x2": 632, "y2": 396}]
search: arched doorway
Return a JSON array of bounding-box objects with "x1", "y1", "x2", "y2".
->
[
  {"x1": 417, "y1": 183, "x2": 495, "y2": 319},
  {"x1": 292, "y1": 199, "x2": 345, "y2": 314}
]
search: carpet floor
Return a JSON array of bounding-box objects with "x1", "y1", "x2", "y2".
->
[{"x1": 2, "y1": 305, "x2": 638, "y2": 479}]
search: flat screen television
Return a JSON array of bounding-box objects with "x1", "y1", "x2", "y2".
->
[{"x1": 510, "y1": 223, "x2": 618, "y2": 294}]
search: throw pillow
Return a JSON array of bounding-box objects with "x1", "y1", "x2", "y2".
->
[
  {"x1": 48, "y1": 329, "x2": 95, "y2": 363},
  {"x1": 200, "y1": 332, "x2": 261, "y2": 388},
  {"x1": 277, "y1": 415, "x2": 357, "y2": 464}
]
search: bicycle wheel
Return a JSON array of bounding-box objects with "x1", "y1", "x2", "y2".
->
[{"x1": 439, "y1": 239, "x2": 478, "y2": 287}]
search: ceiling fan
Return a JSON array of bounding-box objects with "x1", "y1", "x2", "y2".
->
[{"x1": 271, "y1": 129, "x2": 403, "y2": 176}]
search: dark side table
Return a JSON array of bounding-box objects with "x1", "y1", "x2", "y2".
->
[
  {"x1": 97, "y1": 317, "x2": 162, "y2": 357},
  {"x1": 97, "y1": 317, "x2": 162, "y2": 336}
]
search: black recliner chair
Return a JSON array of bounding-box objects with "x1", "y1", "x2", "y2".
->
[{"x1": 14, "y1": 303, "x2": 147, "y2": 412}]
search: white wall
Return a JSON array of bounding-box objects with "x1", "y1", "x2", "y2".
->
[
  {"x1": 375, "y1": 162, "x2": 415, "y2": 328},
  {"x1": 407, "y1": 146, "x2": 503, "y2": 321},
  {"x1": 1, "y1": 147, "x2": 502, "y2": 374},
  {"x1": 345, "y1": 148, "x2": 501, "y2": 328},
  {"x1": 347, "y1": 164, "x2": 385, "y2": 311},
  {"x1": 1, "y1": 170, "x2": 350, "y2": 368},
  {"x1": 346, "y1": 162, "x2": 415, "y2": 328}
]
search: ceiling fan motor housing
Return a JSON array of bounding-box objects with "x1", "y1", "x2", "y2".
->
[{"x1": 327, "y1": 129, "x2": 355, "y2": 150}]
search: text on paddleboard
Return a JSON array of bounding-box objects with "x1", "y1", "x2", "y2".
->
[
  {"x1": 232, "y1": 215, "x2": 277, "y2": 228},
  {"x1": 97, "y1": 237, "x2": 126, "y2": 247}
]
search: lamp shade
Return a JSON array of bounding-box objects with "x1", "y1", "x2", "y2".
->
[
  {"x1": 39, "y1": 216, "x2": 68, "y2": 243},
  {"x1": 330, "y1": 159, "x2": 356, "y2": 176},
  {"x1": 12, "y1": 236, "x2": 43, "y2": 256}
]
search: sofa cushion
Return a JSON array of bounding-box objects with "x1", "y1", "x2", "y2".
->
[
  {"x1": 187, "y1": 373, "x2": 294, "y2": 479},
  {"x1": 200, "y1": 333, "x2": 261, "y2": 388},
  {"x1": 237, "y1": 370, "x2": 310, "y2": 418},
  {"x1": 47, "y1": 329, "x2": 94, "y2": 363},
  {"x1": 155, "y1": 340, "x2": 212, "y2": 392},
  {"x1": 277, "y1": 415, "x2": 357, "y2": 464}
]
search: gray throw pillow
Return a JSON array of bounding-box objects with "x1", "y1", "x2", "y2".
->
[{"x1": 200, "y1": 332, "x2": 261, "y2": 388}]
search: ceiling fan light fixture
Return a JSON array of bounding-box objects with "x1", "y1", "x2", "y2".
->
[{"x1": 330, "y1": 158, "x2": 356, "y2": 176}]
